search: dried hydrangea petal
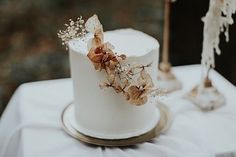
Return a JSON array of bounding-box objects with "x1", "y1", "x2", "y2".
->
[
  {"x1": 139, "y1": 70, "x2": 154, "y2": 88},
  {"x1": 94, "y1": 28, "x2": 104, "y2": 42},
  {"x1": 85, "y1": 14, "x2": 102, "y2": 33},
  {"x1": 126, "y1": 86, "x2": 148, "y2": 105},
  {"x1": 128, "y1": 86, "x2": 142, "y2": 99},
  {"x1": 129, "y1": 96, "x2": 148, "y2": 106},
  {"x1": 105, "y1": 42, "x2": 115, "y2": 50},
  {"x1": 87, "y1": 38, "x2": 93, "y2": 50},
  {"x1": 107, "y1": 73, "x2": 115, "y2": 84}
]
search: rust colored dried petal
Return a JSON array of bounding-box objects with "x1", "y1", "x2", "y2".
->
[
  {"x1": 126, "y1": 85, "x2": 150, "y2": 106},
  {"x1": 129, "y1": 96, "x2": 147, "y2": 106},
  {"x1": 138, "y1": 70, "x2": 154, "y2": 88},
  {"x1": 120, "y1": 54, "x2": 126, "y2": 60},
  {"x1": 117, "y1": 54, "x2": 126, "y2": 62},
  {"x1": 104, "y1": 42, "x2": 115, "y2": 50},
  {"x1": 107, "y1": 60, "x2": 117, "y2": 70},
  {"x1": 94, "y1": 63, "x2": 102, "y2": 71},
  {"x1": 94, "y1": 46, "x2": 104, "y2": 54},
  {"x1": 92, "y1": 37, "x2": 103, "y2": 49},
  {"x1": 140, "y1": 69, "x2": 147, "y2": 79},
  {"x1": 145, "y1": 75, "x2": 154, "y2": 88},
  {"x1": 88, "y1": 52, "x2": 103, "y2": 63},
  {"x1": 99, "y1": 82, "x2": 109, "y2": 89},
  {"x1": 123, "y1": 79, "x2": 131, "y2": 87},
  {"x1": 124, "y1": 92, "x2": 130, "y2": 100},
  {"x1": 88, "y1": 42, "x2": 121, "y2": 72},
  {"x1": 107, "y1": 73, "x2": 115, "y2": 84},
  {"x1": 102, "y1": 53, "x2": 109, "y2": 61},
  {"x1": 128, "y1": 86, "x2": 143, "y2": 99},
  {"x1": 113, "y1": 84, "x2": 123, "y2": 93},
  {"x1": 94, "y1": 28, "x2": 104, "y2": 42}
]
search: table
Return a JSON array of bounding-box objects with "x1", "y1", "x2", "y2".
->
[{"x1": 1, "y1": 65, "x2": 236, "y2": 157}]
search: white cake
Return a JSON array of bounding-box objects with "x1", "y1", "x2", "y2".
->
[{"x1": 68, "y1": 28, "x2": 160, "y2": 139}]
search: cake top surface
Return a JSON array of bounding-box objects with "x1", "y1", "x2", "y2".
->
[{"x1": 69, "y1": 28, "x2": 159, "y2": 57}]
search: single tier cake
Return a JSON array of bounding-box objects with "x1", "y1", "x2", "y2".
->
[{"x1": 68, "y1": 16, "x2": 160, "y2": 139}]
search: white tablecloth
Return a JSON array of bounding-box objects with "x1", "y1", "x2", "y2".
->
[{"x1": 1, "y1": 65, "x2": 236, "y2": 157}]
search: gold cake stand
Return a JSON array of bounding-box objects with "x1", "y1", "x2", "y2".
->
[{"x1": 61, "y1": 102, "x2": 172, "y2": 147}]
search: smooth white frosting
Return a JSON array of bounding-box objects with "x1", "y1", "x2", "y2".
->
[{"x1": 69, "y1": 28, "x2": 160, "y2": 139}]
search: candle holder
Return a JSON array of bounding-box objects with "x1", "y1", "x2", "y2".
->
[
  {"x1": 157, "y1": 0, "x2": 182, "y2": 93},
  {"x1": 184, "y1": 75, "x2": 225, "y2": 111}
]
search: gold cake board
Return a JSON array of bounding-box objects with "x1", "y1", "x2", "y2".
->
[{"x1": 61, "y1": 101, "x2": 172, "y2": 147}]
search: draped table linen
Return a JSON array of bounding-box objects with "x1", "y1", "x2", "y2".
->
[{"x1": 1, "y1": 65, "x2": 236, "y2": 157}]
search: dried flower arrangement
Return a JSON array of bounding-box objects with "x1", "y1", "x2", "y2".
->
[{"x1": 58, "y1": 15, "x2": 161, "y2": 106}]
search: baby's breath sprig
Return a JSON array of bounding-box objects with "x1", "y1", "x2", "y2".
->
[{"x1": 57, "y1": 16, "x2": 86, "y2": 49}]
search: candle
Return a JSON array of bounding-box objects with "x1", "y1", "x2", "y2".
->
[
  {"x1": 201, "y1": 0, "x2": 236, "y2": 78},
  {"x1": 161, "y1": 0, "x2": 176, "y2": 64},
  {"x1": 158, "y1": 0, "x2": 182, "y2": 93}
]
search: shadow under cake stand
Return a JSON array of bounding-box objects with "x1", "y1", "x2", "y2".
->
[{"x1": 61, "y1": 102, "x2": 172, "y2": 147}]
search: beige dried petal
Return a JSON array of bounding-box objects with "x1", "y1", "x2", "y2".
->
[
  {"x1": 94, "y1": 63, "x2": 102, "y2": 71},
  {"x1": 85, "y1": 14, "x2": 102, "y2": 33},
  {"x1": 137, "y1": 70, "x2": 154, "y2": 88},
  {"x1": 140, "y1": 69, "x2": 147, "y2": 78},
  {"x1": 87, "y1": 50, "x2": 103, "y2": 63},
  {"x1": 135, "y1": 62, "x2": 152, "y2": 69},
  {"x1": 108, "y1": 60, "x2": 117, "y2": 70},
  {"x1": 128, "y1": 86, "x2": 142, "y2": 100},
  {"x1": 106, "y1": 66, "x2": 114, "y2": 75},
  {"x1": 117, "y1": 54, "x2": 126, "y2": 62},
  {"x1": 104, "y1": 42, "x2": 115, "y2": 50},
  {"x1": 144, "y1": 73, "x2": 154, "y2": 88},
  {"x1": 124, "y1": 92, "x2": 130, "y2": 100},
  {"x1": 126, "y1": 68, "x2": 134, "y2": 75},
  {"x1": 87, "y1": 38, "x2": 93, "y2": 50},
  {"x1": 129, "y1": 95, "x2": 147, "y2": 106},
  {"x1": 113, "y1": 84, "x2": 123, "y2": 93},
  {"x1": 93, "y1": 37, "x2": 103, "y2": 48},
  {"x1": 102, "y1": 53, "x2": 109, "y2": 61},
  {"x1": 99, "y1": 82, "x2": 109, "y2": 89},
  {"x1": 146, "y1": 62, "x2": 153, "y2": 67},
  {"x1": 125, "y1": 82, "x2": 151, "y2": 106},
  {"x1": 137, "y1": 71, "x2": 146, "y2": 86},
  {"x1": 107, "y1": 73, "x2": 115, "y2": 84},
  {"x1": 123, "y1": 79, "x2": 131, "y2": 87},
  {"x1": 94, "y1": 28, "x2": 104, "y2": 42},
  {"x1": 120, "y1": 54, "x2": 126, "y2": 60},
  {"x1": 87, "y1": 37, "x2": 102, "y2": 52}
]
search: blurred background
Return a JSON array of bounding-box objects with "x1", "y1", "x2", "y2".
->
[{"x1": 0, "y1": 0, "x2": 235, "y2": 115}]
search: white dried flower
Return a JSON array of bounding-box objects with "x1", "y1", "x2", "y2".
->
[
  {"x1": 85, "y1": 14, "x2": 103, "y2": 33},
  {"x1": 57, "y1": 16, "x2": 86, "y2": 49}
]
